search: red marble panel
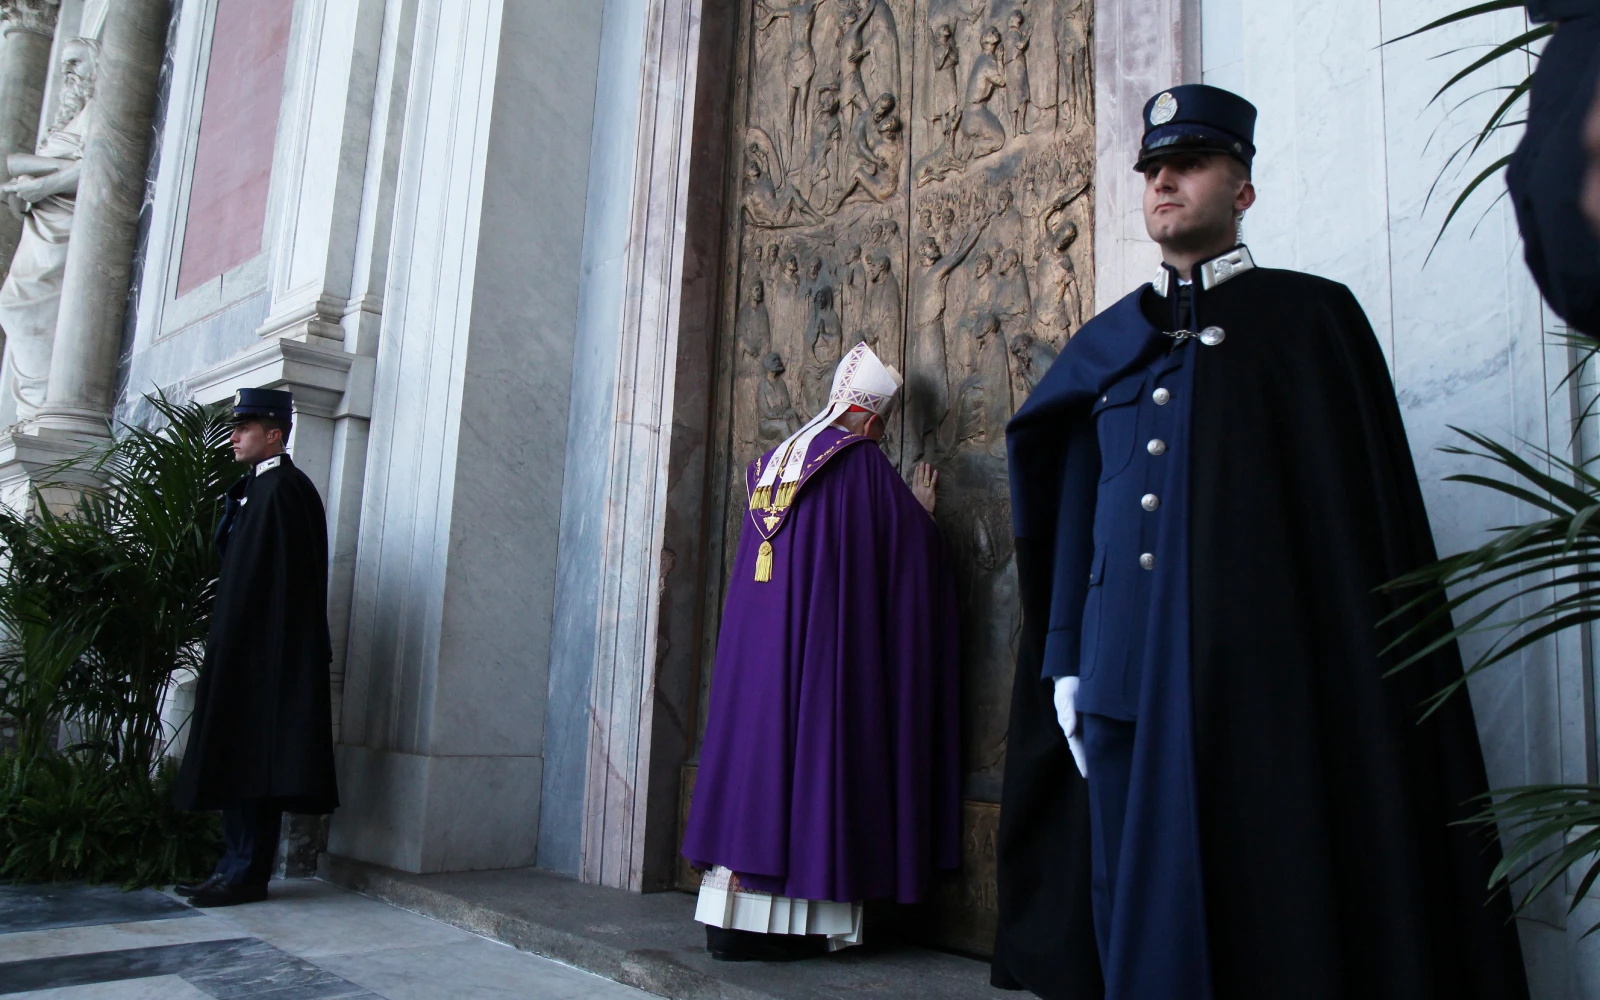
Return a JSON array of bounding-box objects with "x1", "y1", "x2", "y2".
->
[{"x1": 175, "y1": 0, "x2": 294, "y2": 297}]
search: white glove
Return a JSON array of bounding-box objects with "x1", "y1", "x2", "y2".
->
[{"x1": 1053, "y1": 676, "x2": 1088, "y2": 778}]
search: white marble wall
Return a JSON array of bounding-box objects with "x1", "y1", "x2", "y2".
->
[
  {"x1": 1200, "y1": 1, "x2": 1598, "y2": 994},
  {"x1": 330, "y1": 0, "x2": 604, "y2": 874}
]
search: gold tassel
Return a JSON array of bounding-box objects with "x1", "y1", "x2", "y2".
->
[
  {"x1": 750, "y1": 486, "x2": 770, "y2": 510},
  {"x1": 755, "y1": 540, "x2": 774, "y2": 582}
]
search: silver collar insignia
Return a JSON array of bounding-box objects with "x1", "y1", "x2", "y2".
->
[{"x1": 1152, "y1": 245, "x2": 1256, "y2": 296}]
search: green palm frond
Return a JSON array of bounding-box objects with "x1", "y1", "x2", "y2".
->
[
  {"x1": 0, "y1": 395, "x2": 238, "y2": 884},
  {"x1": 1384, "y1": 421, "x2": 1600, "y2": 926},
  {"x1": 1384, "y1": 3, "x2": 1545, "y2": 248}
]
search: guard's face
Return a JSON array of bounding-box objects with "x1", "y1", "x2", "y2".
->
[
  {"x1": 1141, "y1": 152, "x2": 1255, "y2": 251},
  {"x1": 230, "y1": 420, "x2": 282, "y2": 465}
]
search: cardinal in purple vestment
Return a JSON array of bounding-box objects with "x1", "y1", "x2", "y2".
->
[{"x1": 682, "y1": 342, "x2": 962, "y2": 960}]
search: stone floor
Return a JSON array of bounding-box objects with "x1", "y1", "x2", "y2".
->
[
  {"x1": 0, "y1": 879, "x2": 653, "y2": 999},
  {"x1": 320, "y1": 855, "x2": 996, "y2": 1000}
]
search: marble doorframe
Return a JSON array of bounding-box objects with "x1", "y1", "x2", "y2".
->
[
  {"x1": 551, "y1": 0, "x2": 1202, "y2": 894},
  {"x1": 542, "y1": 0, "x2": 739, "y2": 891}
]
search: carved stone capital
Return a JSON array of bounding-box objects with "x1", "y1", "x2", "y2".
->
[{"x1": 0, "y1": 0, "x2": 59, "y2": 38}]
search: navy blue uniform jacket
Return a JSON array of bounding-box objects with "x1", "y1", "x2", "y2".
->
[{"x1": 991, "y1": 265, "x2": 1528, "y2": 1000}]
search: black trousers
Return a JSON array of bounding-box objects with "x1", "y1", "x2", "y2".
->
[{"x1": 215, "y1": 800, "x2": 284, "y2": 887}]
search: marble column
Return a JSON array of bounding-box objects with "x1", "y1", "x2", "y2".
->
[
  {"x1": 0, "y1": 1, "x2": 60, "y2": 283},
  {"x1": 32, "y1": 0, "x2": 165, "y2": 438}
]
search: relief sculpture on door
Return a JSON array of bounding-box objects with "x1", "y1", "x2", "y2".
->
[{"x1": 701, "y1": 0, "x2": 1095, "y2": 954}]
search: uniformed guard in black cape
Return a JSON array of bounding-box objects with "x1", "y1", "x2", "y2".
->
[
  {"x1": 991, "y1": 85, "x2": 1529, "y2": 999},
  {"x1": 174, "y1": 388, "x2": 337, "y2": 907}
]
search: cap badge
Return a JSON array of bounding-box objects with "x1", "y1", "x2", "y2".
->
[{"x1": 1150, "y1": 92, "x2": 1178, "y2": 126}]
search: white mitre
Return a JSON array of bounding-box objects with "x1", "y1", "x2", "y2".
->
[{"x1": 754, "y1": 342, "x2": 903, "y2": 499}]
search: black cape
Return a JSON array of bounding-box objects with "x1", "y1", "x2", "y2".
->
[
  {"x1": 174, "y1": 454, "x2": 338, "y2": 814},
  {"x1": 992, "y1": 268, "x2": 1528, "y2": 999}
]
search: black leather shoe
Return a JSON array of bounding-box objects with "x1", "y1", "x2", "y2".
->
[
  {"x1": 188, "y1": 882, "x2": 269, "y2": 908},
  {"x1": 173, "y1": 873, "x2": 226, "y2": 898},
  {"x1": 705, "y1": 925, "x2": 827, "y2": 962}
]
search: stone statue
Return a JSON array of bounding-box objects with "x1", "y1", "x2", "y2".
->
[
  {"x1": 757, "y1": 351, "x2": 802, "y2": 442},
  {"x1": 961, "y1": 26, "x2": 1008, "y2": 162},
  {"x1": 0, "y1": 36, "x2": 96, "y2": 421},
  {"x1": 1005, "y1": 10, "x2": 1033, "y2": 137}
]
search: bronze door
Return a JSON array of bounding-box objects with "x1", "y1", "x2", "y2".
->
[{"x1": 693, "y1": 0, "x2": 1095, "y2": 954}]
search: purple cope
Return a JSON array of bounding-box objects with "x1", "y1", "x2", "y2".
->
[{"x1": 682, "y1": 426, "x2": 962, "y2": 904}]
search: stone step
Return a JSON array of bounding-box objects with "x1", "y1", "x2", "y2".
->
[{"x1": 318, "y1": 854, "x2": 996, "y2": 1000}]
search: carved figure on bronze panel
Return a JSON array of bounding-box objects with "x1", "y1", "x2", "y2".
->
[
  {"x1": 743, "y1": 130, "x2": 823, "y2": 228},
  {"x1": 1007, "y1": 330, "x2": 1056, "y2": 397},
  {"x1": 802, "y1": 285, "x2": 845, "y2": 413},
  {"x1": 804, "y1": 255, "x2": 832, "y2": 306},
  {"x1": 928, "y1": 20, "x2": 960, "y2": 131},
  {"x1": 1004, "y1": 10, "x2": 1032, "y2": 136},
  {"x1": 863, "y1": 250, "x2": 901, "y2": 352},
  {"x1": 855, "y1": 0, "x2": 902, "y2": 109},
  {"x1": 802, "y1": 85, "x2": 844, "y2": 205},
  {"x1": 1033, "y1": 218, "x2": 1081, "y2": 343},
  {"x1": 957, "y1": 252, "x2": 998, "y2": 357},
  {"x1": 991, "y1": 185, "x2": 1025, "y2": 261},
  {"x1": 910, "y1": 219, "x2": 987, "y2": 461},
  {"x1": 1055, "y1": 0, "x2": 1090, "y2": 133},
  {"x1": 826, "y1": 92, "x2": 904, "y2": 212},
  {"x1": 757, "y1": 352, "x2": 802, "y2": 442},
  {"x1": 739, "y1": 281, "x2": 774, "y2": 358},
  {"x1": 840, "y1": 243, "x2": 867, "y2": 340},
  {"x1": 961, "y1": 27, "x2": 1008, "y2": 162},
  {"x1": 839, "y1": 13, "x2": 872, "y2": 129},
  {"x1": 953, "y1": 313, "x2": 1009, "y2": 453},
  {"x1": 995, "y1": 246, "x2": 1033, "y2": 331},
  {"x1": 757, "y1": 0, "x2": 829, "y2": 160}
]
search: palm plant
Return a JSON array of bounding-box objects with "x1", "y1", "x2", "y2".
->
[
  {"x1": 0, "y1": 395, "x2": 239, "y2": 884},
  {"x1": 1387, "y1": 1, "x2": 1549, "y2": 247},
  {"x1": 0, "y1": 395, "x2": 240, "y2": 770},
  {"x1": 1384, "y1": 4, "x2": 1600, "y2": 934}
]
